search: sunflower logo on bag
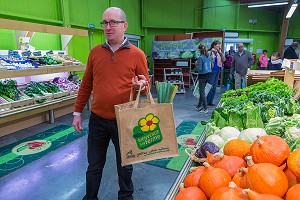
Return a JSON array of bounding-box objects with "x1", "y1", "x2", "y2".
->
[{"x1": 133, "y1": 113, "x2": 163, "y2": 150}]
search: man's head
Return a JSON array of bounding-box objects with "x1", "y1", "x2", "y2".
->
[
  {"x1": 230, "y1": 46, "x2": 234, "y2": 51},
  {"x1": 291, "y1": 42, "x2": 298, "y2": 50},
  {"x1": 101, "y1": 7, "x2": 128, "y2": 45},
  {"x1": 237, "y1": 43, "x2": 244, "y2": 53}
]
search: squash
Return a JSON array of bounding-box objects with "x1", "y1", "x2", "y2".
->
[
  {"x1": 232, "y1": 168, "x2": 249, "y2": 189},
  {"x1": 285, "y1": 183, "x2": 300, "y2": 200},
  {"x1": 287, "y1": 148, "x2": 300, "y2": 178},
  {"x1": 250, "y1": 135, "x2": 290, "y2": 166},
  {"x1": 241, "y1": 156, "x2": 288, "y2": 197},
  {"x1": 242, "y1": 188, "x2": 283, "y2": 200},
  {"x1": 283, "y1": 165, "x2": 300, "y2": 188},
  {"x1": 184, "y1": 166, "x2": 205, "y2": 187},
  {"x1": 223, "y1": 139, "x2": 251, "y2": 159},
  {"x1": 213, "y1": 153, "x2": 246, "y2": 177},
  {"x1": 175, "y1": 183, "x2": 207, "y2": 200},
  {"x1": 198, "y1": 162, "x2": 231, "y2": 198},
  {"x1": 210, "y1": 182, "x2": 248, "y2": 200}
]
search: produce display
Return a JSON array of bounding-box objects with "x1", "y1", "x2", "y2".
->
[{"x1": 175, "y1": 77, "x2": 300, "y2": 199}]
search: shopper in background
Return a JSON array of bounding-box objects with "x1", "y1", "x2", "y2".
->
[
  {"x1": 283, "y1": 42, "x2": 299, "y2": 59},
  {"x1": 72, "y1": 7, "x2": 149, "y2": 200},
  {"x1": 223, "y1": 51, "x2": 233, "y2": 86},
  {"x1": 206, "y1": 40, "x2": 225, "y2": 106},
  {"x1": 267, "y1": 52, "x2": 283, "y2": 70},
  {"x1": 259, "y1": 50, "x2": 268, "y2": 70},
  {"x1": 231, "y1": 43, "x2": 254, "y2": 89},
  {"x1": 195, "y1": 44, "x2": 212, "y2": 113},
  {"x1": 228, "y1": 46, "x2": 236, "y2": 56}
]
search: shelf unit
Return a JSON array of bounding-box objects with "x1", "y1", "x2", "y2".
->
[
  {"x1": 153, "y1": 59, "x2": 192, "y2": 88},
  {"x1": 163, "y1": 68, "x2": 186, "y2": 94}
]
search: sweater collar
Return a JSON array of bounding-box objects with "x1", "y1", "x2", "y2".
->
[{"x1": 102, "y1": 37, "x2": 130, "y2": 51}]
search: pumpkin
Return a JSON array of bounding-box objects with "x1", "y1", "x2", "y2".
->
[
  {"x1": 175, "y1": 183, "x2": 207, "y2": 200},
  {"x1": 285, "y1": 183, "x2": 300, "y2": 200},
  {"x1": 242, "y1": 188, "x2": 283, "y2": 200},
  {"x1": 210, "y1": 182, "x2": 248, "y2": 200},
  {"x1": 287, "y1": 148, "x2": 300, "y2": 178},
  {"x1": 198, "y1": 162, "x2": 231, "y2": 198},
  {"x1": 184, "y1": 166, "x2": 205, "y2": 187},
  {"x1": 232, "y1": 168, "x2": 249, "y2": 189},
  {"x1": 213, "y1": 153, "x2": 246, "y2": 177},
  {"x1": 250, "y1": 135, "x2": 290, "y2": 166},
  {"x1": 223, "y1": 139, "x2": 251, "y2": 159},
  {"x1": 241, "y1": 156, "x2": 288, "y2": 197},
  {"x1": 283, "y1": 165, "x2": 300, "y2": 188}
]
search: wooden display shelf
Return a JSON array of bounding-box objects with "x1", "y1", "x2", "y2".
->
[{"x1": 0, "y1": 65, "x2": 86, "y2": 79}]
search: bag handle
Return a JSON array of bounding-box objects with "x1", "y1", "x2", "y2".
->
[{"x1": 132, "y1": 85, "x2": 155, "y2": 108}]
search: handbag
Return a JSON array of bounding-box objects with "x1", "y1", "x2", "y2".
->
[{"x1": 114, "y1": 86, "x2": 179, "y2": 166}]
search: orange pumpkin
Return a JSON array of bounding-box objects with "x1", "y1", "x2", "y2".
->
[
  {"x1": 213, "y1": 153, "x2": 246, "y2": 177},
  {"x1": 210, "y1": 182, "x2": 249, "y2": 200},
  {"x1": 250, "y1": 135, "x2": 290, "y2": 166},
  {"x1": 184, "y1": 166, "x2": 205, "y2": 187},
  {"x1": 232, "y1": 168, "x2": 249, "y2": 189},
  {"x1": 242, "y1": 188, "x2": 283, "y2": 200},
  {"x1": 175, "y1": 184, "x2": 207, "y2": 200},
  {"x1": 285, "y1": 183, "x2": 300, "y2": 200},
  {"x1": 241, "y1": 156, "x2": 288, "y2": 197},
  {"x1": 198, "y1": 162, "x2": 231, "y2": 198},
  {"x1": 287, "y1": 148, "x2": 300, "y2": 178},
  {"x1": 283, "y1": 165, "x2": 300, "y2": 188},
  {"x1": 223, "y1": 139, "x2": 251, "y2": 159}
]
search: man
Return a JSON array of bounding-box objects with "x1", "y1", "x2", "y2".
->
[
  {"x1": 283, "y1": 42, "x2": 299, "y2": 59},
  {"x1": 72, "y1": 7, "x2": 149, "y2": 200},
  {"x1": 228, "y1": 45, "x2": 235, "y2": 56},
  {"x1": 230, "y1": 43, "x2": 254, "y2": 89}
]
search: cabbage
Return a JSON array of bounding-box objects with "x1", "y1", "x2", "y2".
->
[
  {"x1": 195, "y1": 142, "x2": 219, "y2": 158},
  {"x1": 285, "y1": 126, "x2": 300, "y2": 145},
  {"x1": 238, "y1": 128, "x2": 267, "y2": 144},
  {"x1": 205, "y1": 134, "x2": 224, "y2": 149},
  {"x1": 220, "y1": 126, "x2": 240, "y2": 141}
]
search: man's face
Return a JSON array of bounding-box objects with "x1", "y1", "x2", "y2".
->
[
  {"x1": 102, "y1": 9, "x2": 128, "y2": 43},
  {"x1": 238, "y1": 44, "x2": 244, "y2": 52}
]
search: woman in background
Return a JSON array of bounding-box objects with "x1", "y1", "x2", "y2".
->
[
  {"x1": 206, "y1": 40, "x2": 225, "y2": 106},
  {"x1": 195, "y1": 44, "x2": 212, "y2": 113},
  {"x1": 259, "y1": 50, "x2": 268, "y2": 70},
  {"x1": 267, "y1": 52, "x2": 282, "y2": 70}
]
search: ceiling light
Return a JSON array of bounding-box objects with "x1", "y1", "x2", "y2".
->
[
  {"x1": 286, "y1": 3, "x2": 298, "y2": 18},
  {"x1": 248, "y1": 1, "x2": 288, "y2": 8}
]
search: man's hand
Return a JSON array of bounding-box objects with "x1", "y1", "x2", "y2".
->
[
  {"x1": 72, "y1": 115, "x2": 83, "y2": 133},
  {"x1": 132, "y1": 75, "x2": 148, "y2": 90}
]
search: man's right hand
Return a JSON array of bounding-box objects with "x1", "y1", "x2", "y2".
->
[{"x1": 72, "y1": 115, "x2": 83, "y2": 133}]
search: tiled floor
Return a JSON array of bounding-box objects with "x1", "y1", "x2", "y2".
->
[{"x1": 0, "y1": 87, "x2": 223, "y2": 200}]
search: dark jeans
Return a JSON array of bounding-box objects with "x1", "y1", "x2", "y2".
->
[
  {"x1": 197, "y1": 73, "x2": 210, "y2": 109},
  {"x1": 206, "y1": 70, "x2": 220, "y2": 105},
  {"x1": 83, "y1": 112, "x2": 134, "y2": 200}
]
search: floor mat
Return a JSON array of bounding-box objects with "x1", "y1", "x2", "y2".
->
[
  {"x1": 0, "y1": 124, "x2": 87, "y2": 178},
  {"x1": 145, "y1": 120, "x2": 205, "y2": 171}
]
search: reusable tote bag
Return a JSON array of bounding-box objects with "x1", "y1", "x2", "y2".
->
[
  {"x1": 192, "y1": 80, "x2": 212, "y2": 99},
  {"x1": 115, "y1": 87, "x2": 179, "y2": 166}
]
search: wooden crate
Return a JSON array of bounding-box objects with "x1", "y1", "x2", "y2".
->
[
  {"x1": 11, "y1": 98, "x2": 35, "y2": 108},
  {"x1": 0, "y1": 96, "x2": 11, "y2": 112},
  {"x1": 53, "y1": 91, "x2": 69, "y2": 99}
]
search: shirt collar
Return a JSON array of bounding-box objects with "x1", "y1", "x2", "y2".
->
[{"x1": 103, "y1": 37, "x2": 130, "y2": 52}]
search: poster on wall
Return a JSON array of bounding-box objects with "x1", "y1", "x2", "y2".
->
[{"x1": 152, "y1": 38, "x2": 222, "y2": 59}]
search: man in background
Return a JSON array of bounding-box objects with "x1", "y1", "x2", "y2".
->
[
  {"x1": 230, "y1": 43, "x2": 254, "y2": 89},
  {"x1": 283, "y1": 42, "x2": 299, "y2": 59}
]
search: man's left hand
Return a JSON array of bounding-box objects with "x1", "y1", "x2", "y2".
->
[{"x1": 132, "y1": 75, "x2": 148, "y2": 90}]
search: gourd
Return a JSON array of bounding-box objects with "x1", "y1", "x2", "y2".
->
[
  {"x1": 282, "y1": 165, "x2": 300, "y2": 188},
  {"x1": 198, "y1": 162, "x2": 231, "y2": 198},
  {"x1": 213, "y1": 153, "x2": 246, "y2": 177},
  {"x1": 250, "y1": 135, "x2": 290, "y2": 166},
  {"x1": 285, "y1": 183, "x2": 300, "y2": 200},
  {"x1": 210, "y1": 182, "x2": 248, "y2": 200},
  {"x1": 242, "y1": 189, "x2": 283, "y2": 200},
  {"x1": 175, "y1": 184, "x2": 207, "y2": 200},
  {"x1": 240, "y1": 156, "x2": 288, "y2": 197},
  {"x1": 223, "y1": 139, "x2": 251, "y2": 159},
  {"x1": 184, "y1": 166, "x2": 205, "y2": 187},
  {"x1": 287, "y1": 148, "x2": 300, "y2": 178}
]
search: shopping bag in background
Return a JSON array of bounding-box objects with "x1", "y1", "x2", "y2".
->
[
  {"x1": 193, "y1": 81, "x2": 212, "y2": 98},
  {"x1": 115, "y1": 87, "x2": 179, "y2": 166}
]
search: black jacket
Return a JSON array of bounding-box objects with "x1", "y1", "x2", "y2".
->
[{"x1": 283, "y1": 46, "x2": 298, "y2": 59}]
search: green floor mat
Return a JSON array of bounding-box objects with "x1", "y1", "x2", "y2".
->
[
  {"x1": 145, "y1": 120, "x2": 205, "y2": 171},
  {"x1": 0, "y1": 124, "x2": 87, "y2": 178}
]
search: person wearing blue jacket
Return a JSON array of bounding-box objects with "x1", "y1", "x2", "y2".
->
[{"x1": 195, "y1": 44, "x2": 212, "y2": 113}]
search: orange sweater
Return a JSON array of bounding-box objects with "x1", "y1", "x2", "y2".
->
[{"x1": 74, "y1": 41, "x2": 150, "y2": 119}]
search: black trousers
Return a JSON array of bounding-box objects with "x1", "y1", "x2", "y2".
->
[
  {"x1": 197, "y1": 73, "x2": 209, "y2": 109},
  {"x1": 83, "y1": 112, "x2": 134, "y2": 200}
]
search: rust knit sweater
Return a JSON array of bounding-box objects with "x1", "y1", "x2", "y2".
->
[{"x1": 74, "y1": 41, "x2": 150, "y2": 119}]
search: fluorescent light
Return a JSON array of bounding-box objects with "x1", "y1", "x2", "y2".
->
[
  {"x1": 286, "y1": 3, "x2": 298, "y2": 18},
  {"x1": 248, "y1": 1, "x2": 288, "y2": 8}
]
